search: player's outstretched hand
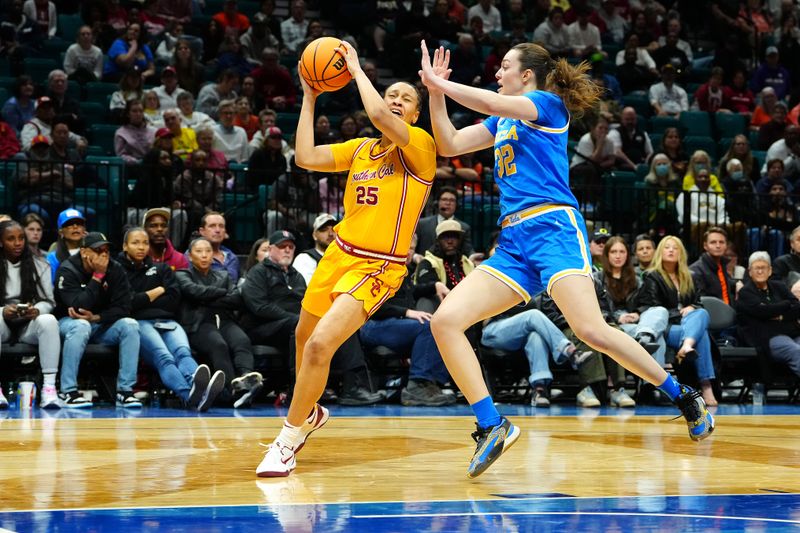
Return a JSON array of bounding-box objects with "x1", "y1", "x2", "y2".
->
[
  {"x1": 298, "y1": 63, "x2": 323, "y2": 99},
  {"x1": 418, "y1": 40, "x2": 451, "y2": 96},
  {"x1": 334, "y1": 40, "x2": 362, "y2": 78}
]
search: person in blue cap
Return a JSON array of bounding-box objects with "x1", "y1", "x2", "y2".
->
[{"x1": 46, "y1": 208, "x2": 87, "y2": 283}]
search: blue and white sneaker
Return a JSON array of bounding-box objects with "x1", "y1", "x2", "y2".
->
[
  {"x1": 467, "y1": 417, "x2": 520, "y2": 478},
  {"x1": 675, "y1": 385, "x2": 715, "y2": 441}
]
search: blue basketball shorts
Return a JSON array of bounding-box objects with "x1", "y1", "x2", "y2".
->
[{"x1": 477, "y1": 204, "x2": 593, "y2": 302}]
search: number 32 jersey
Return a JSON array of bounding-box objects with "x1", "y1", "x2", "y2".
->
[
  {"x1": 482, "y1": 90, "x2": 577, "y2": 220},
  {"x1": 329, "y1": 122, "x2": 436, "y2": 256}
]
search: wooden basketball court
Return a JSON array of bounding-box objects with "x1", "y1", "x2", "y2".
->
[{"x1": 1, "y1": 405, "x2": 799, "y2": 531}]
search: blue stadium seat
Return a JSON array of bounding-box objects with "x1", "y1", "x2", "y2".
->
[
  {"x1": 276, "y1": 112, "x2": 300, "y2": 135},
  {"x1": 683, "y1": 135, "x2": 718, "y2": 161},
  {"x1": 73, "y1": 188, "x2": 111, "y2": 234},
  {"x1": 80, "y1": 102, "x2": 109, "y2": 125},
  {"x1": 85, "y1": 156, "x2": 125, "y2": 205},
  {"x1": 85, "y1": 82, "x2": 119, "y2": 104},
  {"x1": 66, "y1": 80, "x2": 81, "y2": 101},
  {"x1": 649, "y1": 133, "x2": 663, "y2": 151},
  {"x1": 0, "y1": 76, "x2": 15, "y2": 92},
  {"x1": 649, "y1": 115, "x2": 680, "y2": 133},
  {"x1": 718, "y1": 138, "x2": 733, "y2": 158},
  {"x1": 752, "y1": 150, "x2": 767, "y2": 170},
  {"x1": 88, "y1": 124, "x2": 120, "y2": 156},
  {"x1": 679, "y1": 111, "x2": 712, "y2": 137},
  {"x1": 57, "y1": 14, "x2": 83, "y2": 40},
  {"x1": 715, "y1": 112, "x2": 747, "y2": 138},
  {"x1": 622, "y1": 92, "x2": 651, "y2": 117},
  {"x1": 23, "y1": 58, "x2": 59, "y2": 81}
]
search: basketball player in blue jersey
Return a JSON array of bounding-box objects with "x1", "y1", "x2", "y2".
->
[{"x1": 418, "y1": 41, "x2": 714, "y2": 478}]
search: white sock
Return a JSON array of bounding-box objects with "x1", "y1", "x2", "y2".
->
[
  {"x1": 43, "y1": 373, "x2": 56, "y2": 387},
  {"x1": 277, "y1": 421, "x2": 303, "y2": 448}
]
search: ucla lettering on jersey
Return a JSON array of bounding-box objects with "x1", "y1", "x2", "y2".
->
[{"x1": 482, "y1": 90, "x2": 576, "y2": 223}]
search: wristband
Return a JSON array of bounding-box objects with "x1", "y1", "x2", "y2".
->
[{"x1": 92, "y1": 273, "x2": 106, "y2": 281}]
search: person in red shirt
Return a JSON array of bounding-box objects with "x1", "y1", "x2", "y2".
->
[
  {"x1": 728, "y1": 69, "x2": 755, "y2": 115},
  {"x1": 250, "y1": 47, "x2": 296, "y2": 111},
  {"x1": 212, "y1": 0, "x2": 251, "y2": 35},
  {"x1": 694, "y1": 67, "x2": 733, "y2": 113},
  {"x1": 0, "y1": 120, "x2": 21, "y2": 158}
]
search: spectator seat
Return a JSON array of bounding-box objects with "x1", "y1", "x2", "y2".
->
[{"x1": 679, "y1": 111, "x2": 712, "y2": 137}]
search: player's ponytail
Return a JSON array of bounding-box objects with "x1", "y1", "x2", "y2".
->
[
  {"x1": 513, "y1": 43, "x2": 602, "y2": 119},
  {"x1": 545, "y1": 58, "x2": 602, "y2": 119}
]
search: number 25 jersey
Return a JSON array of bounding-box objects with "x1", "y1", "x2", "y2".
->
[
  {"x1": 482, "y1": 90, "x2": 576, "y2": 221},
  {"x1": 329, "y1": 122, "x2": 436, "y2": 256}
]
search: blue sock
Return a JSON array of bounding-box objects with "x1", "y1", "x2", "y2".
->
[
  {"x1": 658, "y1": 374, "x2": 682, "y2": 401},
  {"x1": 471, "y1": 396, "x2": 502, "y2": 429}
]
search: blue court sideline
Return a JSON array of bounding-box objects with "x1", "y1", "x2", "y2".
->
[{"x1": 1, "y1": 493, "x2": 799, "y2": 532}]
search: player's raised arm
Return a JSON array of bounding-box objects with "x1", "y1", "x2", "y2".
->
[
  {"x1": 294, "y1": 68, "x2": 337, "y2": 172},
  {"x1": 420, "y1": 44, "x2": 495, "y2": 157},
  {"x1": 420, "y1": 40, "x2": 539, "y2": 122},
  {"x1": 336, "y1": 41, "x2": 413, "y2": 147}
]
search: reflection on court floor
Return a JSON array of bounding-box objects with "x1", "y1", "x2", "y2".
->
[{"x1": 1, "y1": 404, "x2": 798, "y2": 532}]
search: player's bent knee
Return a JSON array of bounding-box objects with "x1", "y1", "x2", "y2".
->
[
  {"x1": 302, "y1": 336, "x2": 334, "y2": 367},
  {"x1": 430, "y1": 310, "x2": 465, "y2": 338},
  {"x1": 572, "y1": 324, "x2": 611, "y2": 352}
]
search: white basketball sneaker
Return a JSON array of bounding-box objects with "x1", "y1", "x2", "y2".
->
[
  {"x1": 256, "y1": 440, "x2": 297, "y2": 478},
  {"x1": 295, "y1": 403, "x2": 329, "y2": 454},
  {"x1": 40, "y1": 385, "x2": 61, "y2": 410}
]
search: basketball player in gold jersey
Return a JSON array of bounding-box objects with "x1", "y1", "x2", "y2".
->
[{"x1": 257, "y1": 41, "x2": 437, "y2": 477}]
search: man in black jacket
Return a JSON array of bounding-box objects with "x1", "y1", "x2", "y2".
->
[
  {"x1": 689, "y1": 226, "x2": 736, "y2": 304},
  {"x1": 736, "y1": 251, "x2": 800, "y2": 383},
  {"x1": 359, "y1": 235, "x2": 455, "y2": 406},
  {"x1": 241, "y1": 230, "x2": 382, "y2": 405},
  {"x1": 55, "y1": 232, "x2": 142, "y2": 408}
]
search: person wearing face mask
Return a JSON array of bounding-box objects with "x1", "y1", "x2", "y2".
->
[
  {"x1": 676, "y1": 168, "x2": 730, "y2": 249},
  {"x1": 682, "y1": 150, "x2": 724, "y2": 194},
  {"x1": 642, "y1": 153, "x2": 681, "y2": 238},
  {"x1": 718, "y1": 135, "x2": 760, "y2": 183},
  {"x1": 721, "y1": 158, "x2": 757, "y2": 227}
]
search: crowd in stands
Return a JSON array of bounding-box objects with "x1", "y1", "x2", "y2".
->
[{"x1": 2, "y1": 0, "x2": 800, "y2": 409}]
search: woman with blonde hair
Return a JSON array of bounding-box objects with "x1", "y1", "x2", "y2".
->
[
  {"x1": 642, "y1": 153, "x2": 681, "y2": 237},
  {"x1": 639, "y1": 235, "x2": 718, "y2": 406},
  {"x1": 682, "y1": 150, "x2": 723, "y2": 193}
]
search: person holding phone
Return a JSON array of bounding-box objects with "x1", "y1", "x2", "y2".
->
[
  {"x1": 119, "y1": 226, "x2": 224, "y2": 411},
  {"x1": 0, "y1": 220, "x2": 61, "y2": 409}
]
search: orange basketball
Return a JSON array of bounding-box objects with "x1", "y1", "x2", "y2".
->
[{"x1": 299, "y1": 37, "x2": 352, "y2": 92}]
